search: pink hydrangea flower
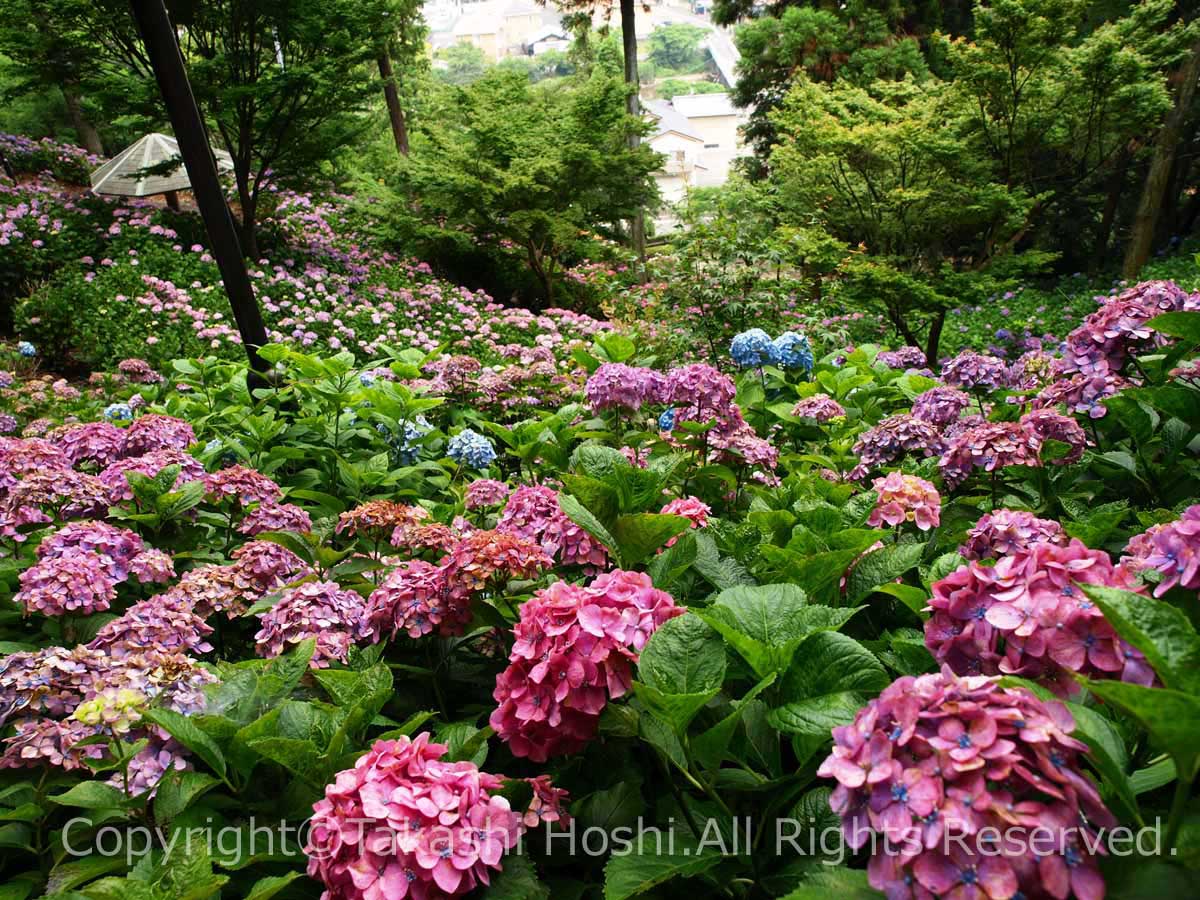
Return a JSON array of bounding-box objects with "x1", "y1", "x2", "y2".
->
[
  {"x1": 927, "y1": 539, "x2": 1151, "y2": 694},
  {"x1": 498, "y1": 485, "x2": 608, "y2": 571},
  {"x1": 204, "y1": 464, "x2": 283, "y2": 507},
  {"x1": 254, "y1": 580, "x2": 370, "y2": 668},
  {"x1": 941, "y1": 351, "x2": 1011, "y2": 391},
  {"x1": 961, "y1": 509, "x2": 1068, "y2": 561},
  {"x1": 50, "y1": 421, "x2": 126, "y2": 467},
  {"x1": 818, "y1": 668, "x2": 1114, "y2": 900},
  {"x1": 121, "y1": 413, "x2": 196, "y2": 456},
  {"x1": 238, "y1": 500, "x2": 313, "y2": 535},
  {"x1": 866, "y1": 473, "x2": 941, "y2": 531},
  {"x1": 1122, "y1": 505, "x2": 1200, "y2": 596},
  {"x1": 305, "y1": 733, "x2": 538, "y2": 900},
  {"x1": 584, "y1": 363, "x2": 665, "y2": 412},
  {"x1": 99, "y1": 449, "x2": 206, "y2": 504},
  {"x1": 938, "y1": 421, "x2": 1041, "y2": 489},
  {"x1": 850, "y1": 415, "x2": 946, "y2": 481},
  {"x1": 490, "y1": 571, "x2": 681, "y2": 761},
  {"x1": 464, "y1": 479, "x2": 511, "y2": 510},
  {"x1": 791, "y1": 393, "x2": 846, "y2": 422},
  {"x1": 911, "y1": 386, "x2": 971, "y2": 426}
]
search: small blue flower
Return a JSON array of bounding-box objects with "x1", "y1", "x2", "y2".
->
[
  {"x1": 995, "y1": 328, "x2": 1012, "y2": 341},
  {"x1": 658, "y1": 407, "x2": 676, "y2": 431},
  {"x1": 730, "y1": 328, "x2": 778, "y2": 369},
  {"x1": 359, "y1": 372, "x2": 377, "y2": 387},
  {"x1": 205, "y1": 439, "x2": 221, "y2": 453},
  {"x1": 16, "y1": 341, "x2": 36, "y2": 358},
  {"x1": 104, "y1": 403, "x2": 133, "y2": 421},
  {"x1": 447, "y1": 428, "x2": 496, "y2": 468},
  {"x1": 390, "y1": 415, "x2": 432, "y2": 465},
  {"x1": 773, "y1": 332, "x2": 813, "y2": 371}
]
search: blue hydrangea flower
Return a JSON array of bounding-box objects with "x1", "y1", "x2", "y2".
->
[
  {"x1": 447, "y1": 428, "x2": 497, "y2": 468},
  {"x1": 773, "y1": 332, "x2": 813, "y2": 371},
  {"x1": 359, "y1": 372, "x2": 377, "y2": 387},
  {"x1": 730, "y1": 328, "x2": 779, "y2": 369},
  {"x1": 104, "y1": 403, "x2": 133, "y2": 421},
  {"x1": 17, "y1": 341, "x2": 36, "y2": 358},
  {"x1": 205, "y1": 439, "x2": 222, "y2": 454},
  {"x1": 658, "y1": 407, "x2": 676, "y2": 432}
]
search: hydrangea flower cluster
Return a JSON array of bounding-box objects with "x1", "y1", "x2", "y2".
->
[
  {"x1": 1059, "y1": 280, "x2": 1196, "y2": 377},
  {"x1": 498, "y1": 485, "x2": 608, "y2": 571},
  {"x1": 960, "y1": 509, "x2": 1067, "y2": 561},
  {"x1": 926, "y1": 539, "x2": 1151, "y2": 694},
  {"x1": 204, "y1": 464, "x2": 283, "y2": 507},
  {"x1": 875, "y1": 346, "x2": 927, "y2": 369},
  {"x1": 938, "y1": 421, "x2": 1041, "y2": 489},
  {"x1": 447, "y1": 429, "x2": 497, "y2": 468},
  {"x1": 665, "y1": 363, "x2": 737, "y2": 425},
  {"x1": 254, "y1": 580, "x2": 370, "y2": 668},
  {"x1": 1122, "y1": 504, "x2": 1200, "y2": 596},
  {"x1": 339, "y1": 500, "x2": 431, "y2": 541},
  {"x1": 15, "y1": 521, "x2": 174, "y2": 617},
  {"x1": 378, "y1": 415, "x2": 432, "y2": 465},
  {"x1": 866, "y1": 473, "x2": 941, "y2": 531},
  {"x1": 238, "y1": 500, "x2": 313, "y2": 536},
  {"x1": 99, "y1": 448, "x2": 206, "y2": 503},
  {"x1": 120, "y1": 413, "x2": 196, "y2": 456},
  {"x1": 730, "y1": 328, "x2": 778, "y2": 368},
  {"x1": 584, "y1": 363, "x2": 665, "y2": 412},
  {"x1": 773, "y1": 332, "x2": 814, "y2": 371},
  {"x1": 490, "y1": 571, "x2": 682, "y2": 761},
  {"x1": 305, "y1": 733, "x2": 530, "y2": 900},
  {"x1": 51, "y1": 421, "x2": 126, "y2": 467},
  {"x1": 849, "y1": 415, "x2": 946, "y2": 481},
  {"x1": 369, "y1": 530, "x2": 551, "y2": 640},
  {"x1": 942, "y1": 351, "x2": 1011, "y2": 391},
  {"x1": 1034, "y1": 371, "x2": 1128, "y2": 419},
  {"x1": 818, "y1": 668, "x2": 1115, "y2": 900},
  {"x1": 464, "y1": 478, "x2": 511, "y2": 510},
  {"x1": 911, "y1": 386, "x2": 971, "y2": 426},
  {"x1": 791, "y1": 394, "x2": 845, "y2": 422},
  {"x1": 1020, "y1": 409, "x2": 1088, "y2": 464}
]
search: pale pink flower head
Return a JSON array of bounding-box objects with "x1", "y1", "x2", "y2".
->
[
  {"x1": 1122, "y1": 504, "x2": 1200, "y2": 596},
  {"x1": 254, "y1": 580, "x2": 369, "y2": 668},
  {"x1": 464, "y1": 478, "x2": 510, "y2": 510},
  {"x1": 866, "y1": 473, "x2": 941, "y2": 531},
  {"x1": 204, "y1": 464, "x2": 283, "y2": 507},
  {"x1": 660, "y1": 496, "x2": 711, "y2": 546},
  {"x1": 791, "y1": 393, "x2": 846, "y2": 422},
  {"x1": 120, "y1": 414, "x2": 195, "y2": 456},
  {"x1": 961, "y1": 509, "x2": 1067, "y2": 561}
]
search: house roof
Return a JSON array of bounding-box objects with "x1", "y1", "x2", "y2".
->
[
  {"x1": 525, "y1": 23, "x2": 569, "y2": 44},
  {"x1": 644, "y1": 99, "x2": 703, "y2": 142},
  {"x1": 669, "y1": 91, "x2": 741, "y2": 119},
  {"x1": 90, "y1": 133, "x2": 233, "y2": 197},
  {"x1": 452, "y1": 10, "x2": 498, "y2": 37}
]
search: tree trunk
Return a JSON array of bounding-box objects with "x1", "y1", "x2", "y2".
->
[
  {"x1": 235, "y1": 176, "x2": 260, "y2": 259},
  {"x1": 1124, "y1": 35, "x2": 1200, "y2": 278},
  {"x1": 377, "y1": 50, "x2": 410, "y2": 157},
  {"x1": 923, "y1": 309, "x2": 946, "y2": 369},
  {"x1": 1093, "y1": 144, "x2": 1130, "y2": 272},
  {"x1": 619, "y1": 0, "x2": 646, "y2": 265},
  {"x1": 1155, "y1": 112, "x2": 1200, "y2": 247},
  {"x1": 61, "y1": 81, "x2": 104, "y2": 156}
]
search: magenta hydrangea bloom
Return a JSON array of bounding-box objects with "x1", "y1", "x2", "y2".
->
[
  {"x1": 1020, "y1": 409, "x2": 1088, "y2": 464},
  {"x1": 99, "y1": 449, "x2": 206, "y2": 503},
  {"x1": 941, "y1": 351, "x2": 1011, "y2": 391},
  {"x1": 867, "y1": 473, "x2": 941, "y2": 531},
  {"x1": 305, "y1": 733, "x2": 531, "y2": 900},
  {"x1": 791, "y1": 393, "x2": 846, "y2": 422},
  {"x1": 464, "y1": 479, "x2": 511, "y2": 510},
  {"x1": 876, "y1": 346, "x2": 927, "y2": 369},
  {"x1": 497, "y1": 484, "x2": 608, "y2": 571},
  {"x1": 911, "y1": 386, "x2": 972, "y2": 426},
  {"x1": 1059, "y1": 280, "x2": 1195, "y2": 376},
  {"x1": 664, "y1": 363, "x2": 737, "y2": 424},
  {"x1": 204, "y1": 464, "x2": 283, "y2": 507},
  {"x1": 254, "y1": 580, "x2": 370, "y2": 668},
  {"x1": 121, "y1": 413, "x2": 196, "y2": 456},
  {"x1": 0, "y1": 469, "x2": 109, "y2": 540},
  {"x1": 584, "y1": 363, "x2": 665, "y2": 412},
  {"x1": 938, "y1": 421, "x2": 1041, "y2": 489},
  {"x1": 1034, "y1": 371, "x2": 1128, "y2": 419},
  {"x1": 367, "y1": 560, "x2": 452, "y2": 640},
  {"x1": 927, "y1": 539, "x2": 1150, "y2": 694},
  {"x1": 1122, "y1": 505, "x2": 1200, "y2": 596},
  {"x1": 51, "y1": 421, "x2": 126, "y2": 467},
  {"x1": 818, "y1": 668, "x2": 1115, "y2": 900},
  {"x1": 490, "y1": 571, "x2": 681, "y2": 762},
  {"x1": 231, "y1": 539, "x2": 312, "y2": 593},
  {"x1": 89, "y1": 591, "x2": 214, "y2": 658},
  {"x1": 0, "y1": 437, "x2": 71, "y2": 491},
  {"x1": 238, "y1": 500, "x2": 313, "y2": 536},
  {"x1": 850, "y1": 415, "x2": 946, "y2": 481},
  {"x1": 16, "y1": 554, "x2": 117, "y2": 617},
  {"x1": 961, "y1": 509, "x2": 1068, "y2": 561}
]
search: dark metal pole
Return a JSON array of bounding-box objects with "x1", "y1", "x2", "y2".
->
[{"x1": 129, "y1": 0, "x2": 270, "y2": 375}]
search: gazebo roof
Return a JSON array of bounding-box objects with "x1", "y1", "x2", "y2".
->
[{"x1": 90, "y1": 132, "x2": 233, "y2": 197}]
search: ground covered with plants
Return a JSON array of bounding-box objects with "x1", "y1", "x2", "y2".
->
[{"x1": 2, "y1": 143, "x2": 1200, "y2": 899}]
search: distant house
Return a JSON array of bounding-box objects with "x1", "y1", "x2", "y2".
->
[
  {"x1": 524, "y1": 23, "x2": 571, "y2": 56},
  {"x1": 645, "y1": 99, "x2": 707, "y2": 225},
  {"x1": 451, "y1": 8, "x2": 501, "y2": 60}
]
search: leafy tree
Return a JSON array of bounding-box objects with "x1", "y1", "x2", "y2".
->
[
  {"x1": 375, "y1": 0, "x2": 427, "y2": 157},
  {"x1": 730, "y1": 2, "x2": 948, "y2": 166},
  {"x1": 656, "y1": 77, "x2": 725, "y2": 99},
  {"x1": 436, "y1": 42, "x2": 489, "y2": 85},
  {"x1": 768, "y1": 76, "x2": 1044, "y2": 361},
  {"x1": 647, "y1": 23, "x2": 709, "y2": 73},
  {"x1": 398, "y1": 69, "x2": 660, "y2": 305}
]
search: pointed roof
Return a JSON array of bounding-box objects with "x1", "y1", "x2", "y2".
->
[
  {"x1": 90, "y1": 133, "x2": 234, "y2": 197},
  {"x1": 644, "y1": 99, "x2": 703, "y2": 142}
]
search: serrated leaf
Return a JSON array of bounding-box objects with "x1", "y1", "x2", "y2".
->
[
  {"x1": 612, "y1": 514, "x2": 691, "y2": 567},
  {"x1": 1082, "y1": 584, "x2": 1200, "y2": 693},
  {"x1": 143, "y1": 709, "x2": 226, "y2": 780},
  {"x1": 638, "y1": 614, "x2": 726, "y2": 695},
  {"x1": 846, "y1": 542, "x2": 924, "y2": 603},
  {"x1": 602, "y1": 831, "x2": 724, "y2": 900},
  {"x1": 769, "y1": 632, "x2": 888, "y2": 738}
]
